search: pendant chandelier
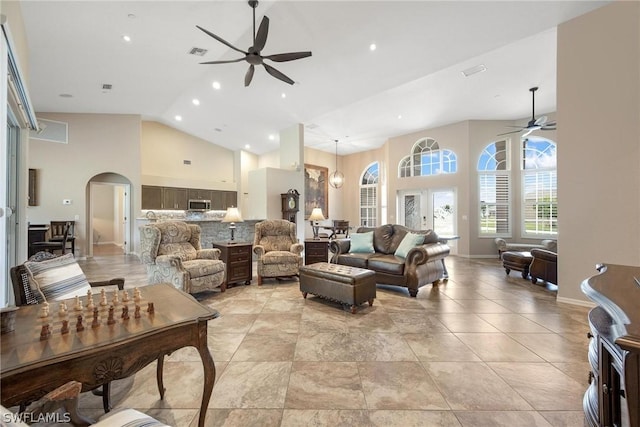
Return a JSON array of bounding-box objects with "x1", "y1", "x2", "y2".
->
[{"x1": 329, "y1": 139, "x2": 344, "y2": 189}]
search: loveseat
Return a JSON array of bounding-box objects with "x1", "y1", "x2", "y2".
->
[
  {"x1": 494, "y1": 237, "x2": 557, "y2": 256},
  {"x1": 329, "y1": 224, "x2": 450, "y2": 297}
]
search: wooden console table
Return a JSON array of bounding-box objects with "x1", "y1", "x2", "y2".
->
[
  {"x1": 304, "y1": 239, "x2": 329, "y2": 265},
  {"x1": 581, "y1": 264, "x2": 640, "y2": 427},
  {"x1": 1, "y1": 283, "x2": 218, "y2": 427}
]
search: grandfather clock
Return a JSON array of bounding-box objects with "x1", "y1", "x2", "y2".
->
[{"x1": 281, "y1": 192, "x2": 299, "y2": 223}]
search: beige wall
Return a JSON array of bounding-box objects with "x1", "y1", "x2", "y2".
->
[
  {"x1": 140, "y1": 121, "x2": 235, "y2": 190},
  {"x1": 92, "y1": 184, "x2": 115, "y2": 244},
  {"x1": 28, "y1": 113, "x2": 141, "y2": 257},
  {"x1": 557, "y1": 1, "x2": 640, "y2": 303}
]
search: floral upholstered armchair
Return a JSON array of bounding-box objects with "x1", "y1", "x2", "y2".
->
[
  {"x1": 139, "y1": 221, "x2": 226, "y2": 294},
  {"x1": 253, "y1": 219, "x2": 303, "y2": 285}
]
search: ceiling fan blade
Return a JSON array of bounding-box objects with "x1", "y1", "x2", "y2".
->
[
  {"x1": 245, "y1": 65, "x2": 255, "y2": 87},
  {"x1": 497, "y1": 129, "x2": 524, "y2": 136},
  {"x1": 264, "y1": 51, "x2": 312, "y2": 62},
  {"x1": 522, "y1": 128, "x2": 534, "y2": 138},
  {"x1": 263, "y1": 63, "x2": 294, "y2": 85},
  {"x1": 200, "y1": 57, "x2": 246, "y2": 65},
  {"x1": 196, "y1": 25, "x2": 247, "y2": 55},
  {"x1": 542, "y1": 125, "x2": 557, "y2": 131},
  {"x1": 253, "y1": 16, "x2": 269, "y2": 52},
  {"x1": 534, "y1": 115, "x2": 548, "y2": 126}
]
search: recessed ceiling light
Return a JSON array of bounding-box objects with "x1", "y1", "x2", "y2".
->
[
  {"x1": 461, "y1": 64, "x2": 487, "y2": 77},
  {"x1": 397, "y1": 114, "x2": 402, "y2": 119},
  {"x1": 59, "y1": 93, "x2": 73, "y2": 98},
  {"x1": 245, "y1": 144, "x2": 251, "y2": 149},
  {"x1": 281, "y1": 93, "x2": 286, "y2": 99},
  {"x1": 212, "y1": 81, "x2": 221, "y2": 90},
  {"x1": 268, "y1": 134, "x2": 275, "y2": 141},
  {"x1": 369, "y1": 43, "x2": 377, "y2": 51},
  {"x1": 214, "y1": 128, "x2": 222, "y2": 132},
  {"x1": 175, "y1": 115, "x2": 182, "y2": 121},
  {"x1": 192, "y1": 99, "x2": 200, "y2": 106},
  {"x1": 122, "y1": 35, "x2": 131, "y2": 43}
]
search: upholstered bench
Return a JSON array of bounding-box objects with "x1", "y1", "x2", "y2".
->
[
  {"x1": 299, "y1": 262, "x2": 376, "y2": 313},
  {"x1": 501, "y1": 251, "x2": 533, "y2": 279}
]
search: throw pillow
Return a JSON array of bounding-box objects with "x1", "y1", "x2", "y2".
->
[
  {"x1": 24, "y1": 253, "x2": 91, "y2": 303},
  {"x1": 394, "y1": 232, "x2": 425, "y2": 258},
  {"x1": 349, "y1": 232, "x2": 375, "y2": 253}
]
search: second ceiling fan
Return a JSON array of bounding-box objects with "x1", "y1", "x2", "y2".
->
[
  {"x1": 197, "y1": 0, "x2": 312, "y2": 87},
  {"x1": 499, "y1": 87, "x2": 557, "y2": 137}
]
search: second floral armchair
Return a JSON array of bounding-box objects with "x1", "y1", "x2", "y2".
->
[{"x1": 253, "y1": 219, "x2": 303, "y2": 285}]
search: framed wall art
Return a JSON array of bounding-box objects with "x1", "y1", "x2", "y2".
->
[{"x1": 304, "y1": 163, "x2": 328, "y2": 219}]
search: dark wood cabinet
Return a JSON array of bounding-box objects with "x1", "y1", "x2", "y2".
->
[
  {"x1": 582, "y1": 264, "x2": 640, "y2": 427},
  {"x1": 223, "y1": 191, "x2": 238, "y2": 209},
  {"x1": 188, "y1": 188, "x2": 212, "y2": 201},
  {"x1": 163, "y1": 187, "x2": 188, "y2": 210},
  {"x1": 281, "y1": 193, "x2": 299, "y2": 223},
  {"x1": 305, "y1": 239, "x2": 329, "y2": 265},
  {"x1": 141, "y1": 185, "x2": 163, "y2": 209},
  {"x1": 28, "y1": 168, "x2": 37, "y2": 206},
  {"x1": 213, "y1": 242, "x2": 252, "y2": 286}
]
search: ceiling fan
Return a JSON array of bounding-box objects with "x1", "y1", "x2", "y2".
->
[
  {"x1": 196, "y1": 0, "x2": 312, "y2": 87},
  {"x1": 499, "y1": 87, "x2": 557, "y2": 137}
]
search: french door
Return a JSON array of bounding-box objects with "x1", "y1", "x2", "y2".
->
[{"x1": 399, "y1": 188, "x2": 457, "y2": 251}]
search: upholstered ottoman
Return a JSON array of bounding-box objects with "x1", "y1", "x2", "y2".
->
[
  {"x1": 300, "y1": 262, "x2": 376, "y2": 313},
  {"x1": 502, "y1": 251, "x2": 533, "y2": 279}
]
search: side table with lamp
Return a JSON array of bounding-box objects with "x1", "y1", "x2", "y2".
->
[
  {"x1": 305, "y1": 207, "x2": 329, "y2": 265},
  {"x1": 215, "y1": 207, "x2": 252, "y2": 286}
]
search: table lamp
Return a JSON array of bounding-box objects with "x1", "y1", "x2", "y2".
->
[
  {"x1": 222, "y1": 207, "x2": 244, "y2": 243},
  {"x1": 309, "y1": 207, "x2": 325, "y2": 240}
]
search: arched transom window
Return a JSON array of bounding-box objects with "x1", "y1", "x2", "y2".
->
[{"x1": 398, "y1": 137, "x2": 457, "y2": 177}]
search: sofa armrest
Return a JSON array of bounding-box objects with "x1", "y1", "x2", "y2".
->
[
  {"x1": 494, "y1": 238, "x2": 507, "y2": 253},
  {"x1": 155, "y1": 254, "x2": 186, "y2": 270},
  {"x1": 541, "y1": 239, "x2": 557, "y2": 252},
  {"x1": 406, "y1": 243, "x2": 450, "y2": 266},
  {"x1": 329, "y1": 238, "x2": 351, "y2": 255},
  {"x1": 253, "y1": 245, "x2": 266, "y2": 257},
  {"x1": 290, "y1": 243, "x2": 304, "y2": 255},
  {"x1": 531, "y1": 248, "x2": 557, "y2": 262},
  {"x1": 197, "y1": 248, "x2": 221, "y2": 260}
]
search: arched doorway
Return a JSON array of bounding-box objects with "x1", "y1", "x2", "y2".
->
[{"x1": 86, "y1": 173, "x2": 132, "y2": 257}]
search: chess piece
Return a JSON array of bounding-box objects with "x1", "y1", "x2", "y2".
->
[
  {"x1": 121, "y1": 305, "x2": 129, "y2": 320},
  {"x1": 38, "y1": 302, "x2": 50, "y2": 318},
  {"x1": 61, "y1": 319, "x2": 69, "y2": 335},
  {"x1": 76, "y1": 315, "x2": 85, "y2": 332},
  {"x1": 122, "y1": 290, "x2": 130, "y2": 302},
  {"x1": 112, "y1": 292, "x2": 120, "y2": 306},
  {"x1": 39, "y1": 323, "x2": 51, "y2": 340},
  {"x1": 107, "y1": 306, "x2": 116, "y2": 325},
  {"x1": 100, "y1": 291, "x2": 108, "y2": 307},
  {"x1": 92, "y1": 307, "x2": 100, "y2": 328},
  {"x1": 87, "y1": 296, "x2": 95, "y2": 311},
  {"x1": 87, "y1": 288, "x2": 93, "y2": 298},
  {"x1": 147, "y1": 302, "x2": 155, "y2": 314},
  {"x1": 133, "y1": 287, "x2": 141, "y2": 302},
  {"x1": 134, "y1": 304, "x2": 141, "y2": 319},
  {"x1": 74, "y1": 296, "x2": 83, "y2": 311},
  {"x1": 58, "y1": 301, "x2": 68, "y2": 317}
]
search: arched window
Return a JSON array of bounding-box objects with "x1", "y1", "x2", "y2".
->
[
  {"x1": 522, "y1": 137, "x2": 557, "y2": 236},
  {"x1": 360, "y1": 162, "x2": 379, "y2": 227},
  {"x1": 477, "y1": 140, "x2": 510, "y2": 236},
  {"x1": 398, "y1": 137, "x2": 457, "y2": 177}
]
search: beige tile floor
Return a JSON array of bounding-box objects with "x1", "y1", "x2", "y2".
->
[{"x1": 66, "y1": 251, "x2": 590, "y2": 426}]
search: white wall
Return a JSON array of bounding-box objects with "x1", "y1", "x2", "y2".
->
[{"x1": 557, "y1": 1, "x2": 640, "y2": 303}]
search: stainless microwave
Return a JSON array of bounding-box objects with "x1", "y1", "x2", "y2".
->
[{"x1": 188, "y1": 199, "x2": 211, "y2": 211}]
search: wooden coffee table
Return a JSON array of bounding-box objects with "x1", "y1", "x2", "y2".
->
[{"x1": 1, "y1": 283, "x2": 217, "y2": 427}]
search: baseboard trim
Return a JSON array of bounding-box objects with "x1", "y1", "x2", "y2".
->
[{"x1": 556, "y1": 296, "x2": 595, "y2": 308}]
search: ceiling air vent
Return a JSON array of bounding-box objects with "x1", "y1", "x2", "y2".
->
[
  {"x1": 29, "y1": 118, "x2": 68, "y2": 144},
  {"x1": 188, "y1": 47, "x2": 208, "y2": 56},
  {"x1": 102, "y1": 84, "x2": 113, "y2": 90}
]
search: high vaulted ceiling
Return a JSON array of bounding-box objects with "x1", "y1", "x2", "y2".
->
[{"x1": 19, "y1": 1, "x2": 609, "y2": 155}]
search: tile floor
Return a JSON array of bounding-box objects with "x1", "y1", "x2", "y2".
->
[{"x1": 67, "y1": 253, "x2": 590, "y2": 426}]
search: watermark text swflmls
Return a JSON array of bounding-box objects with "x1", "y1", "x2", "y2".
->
[{"x1": 2, "y1": 412, "x2": 72, "y2": 423}]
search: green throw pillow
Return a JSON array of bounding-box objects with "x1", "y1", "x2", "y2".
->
[
  {"x1": 394, "y1": 232, "x2": 425, "y2": 258},
  {"x1": 349, "y1": 232, "x2": 375, "y2": 253}
]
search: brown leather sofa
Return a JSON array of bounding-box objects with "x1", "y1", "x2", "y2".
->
[
  {"x1": 529, "y1": 248, "x2": 557, "y2": 285},
  {"x1": 329, "y1": 224, "x2": 450, "y2": 297}
]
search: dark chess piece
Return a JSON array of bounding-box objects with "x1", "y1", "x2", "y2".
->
[
  {"x1": 39, "y1": 323, "x2": 51, "y2": 341},
  {"x1": 92, "y1": 307, "x2": 100, "y2": 328},
  {"x1": 147, "y1": 302, "x2": 155, "y2": 314},
  {"x1": 121, "y1": 305, "x2": 129, "y2": 320},
  {"x1": 134, "y1": 304, "x2": 141, "y2": 319},
  {"x1": 61, "y1": 319, "x2": 69, "y2": 335},
  {"x1": 76, "y1": 315, "x2": 85, "y2": 332},
  {"x1": 107, "y1": 306, "x2": 116, "y2": 325}
]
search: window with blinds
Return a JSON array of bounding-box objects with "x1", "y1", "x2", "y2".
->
[
  {"x1": 522, "y1": 138, "x2": 557, "y2": 236},
  {"x1": 360, "y1": 162, "x2": 379, "y2": 227},
  {"x1": 478, "y1": 140, "x2": 510, "y2": 236}
]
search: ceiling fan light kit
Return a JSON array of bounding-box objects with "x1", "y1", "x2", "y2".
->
[
  {"x1": 498, "y1": 86, "x2": 557, "y2": 137},
  {"x1": 197, "y1": 0, "x2": 312, "y2": 87}
]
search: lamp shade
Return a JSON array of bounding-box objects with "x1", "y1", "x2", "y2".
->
[
  {"x1": 309, "y1": 208, "x2": 325, "y2": 222},
  {"x1": 222, "y1": 207, "x2": 243, "y2": 223}
]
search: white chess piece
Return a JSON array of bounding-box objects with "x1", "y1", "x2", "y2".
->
[
  {"x1": 133, "y1": 287, "x2": 141, "y2": 302},
  {"x1": 100, "y1": 291, "x2": 108, "y2": 306},
  {"x1": 87, "y1": 296, "x2": 95, "y2": 310},
  {"x1": 39, "y1": 302, "x2": 50, "y2": 318},
  {"x1": 58, "y1": 301, "x2": 68, "y2": 317},
  {"x1": 112, "y1": 292, "x2": 119, "y2": 306},
  {"x1": 74, "y1": 296, "x2": 83, "y2": 311},
  {"x1": 122, "y1": 290, "x2": 130, "y2": 302}
]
